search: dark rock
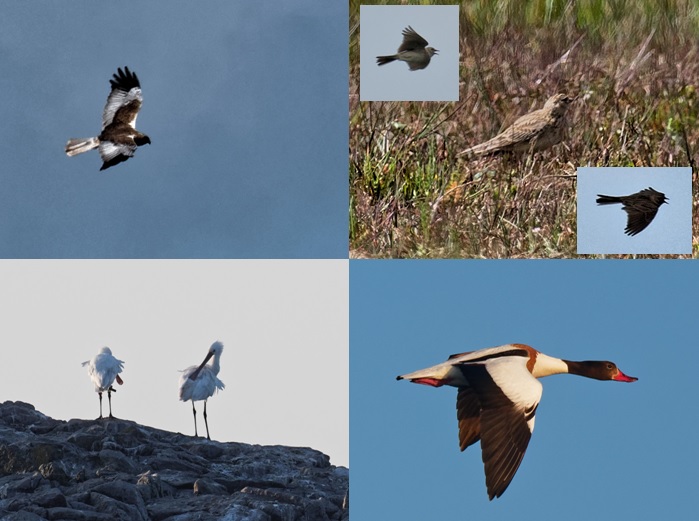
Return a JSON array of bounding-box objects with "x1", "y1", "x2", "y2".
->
[
  {"x1": 0, "y1": 402, "x2": 348, "y2": 521},
  {"x1": 30, "y1": 445, "x2": 63, "y2": 468},
  {"x1": 38, "y1": 464, "x2": 70, "y2": 486},
  {"x1": 0, "y1": 444, "x2": 33, "y2": 475},
  {"x1": 44, "y1": 506, "x2": 114, "y2": 520},
  {"x1": 192, "y1": 478, "x2": 227, "y2": 496},
  {"x1": 136, "y1": 471, "x2": 175, "y2": 501},
  {"x1": 32, "y1": 488, "x2": 67, "y2": 508},
  {"x1": 0, "y1": 512, "x2": 48, "y2": 521},
  {"x1": 0, "y1": 473, "x2": 46, "y2": 497},
  {"x1": 96, "y1": 450, "x2": 137, "y2": 474}
]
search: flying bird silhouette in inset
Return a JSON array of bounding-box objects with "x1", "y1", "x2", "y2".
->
[{"x1": 596, "y1": 187, "x2": 668, "y2": 236}]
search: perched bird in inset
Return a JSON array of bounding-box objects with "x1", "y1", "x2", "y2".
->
[
  {"x1": 179, "y1": 341, "x2": 225, "y2": 440},
  {"x1": 376, "y1": 26, "x2": 438, "y2": 71},
  {"x1": 82, "y1": 347, "x2": 125, "y2": 420},
  {"x1": 458, "y1": 94, "x2": 573, "y2": 157},
  {"x1": 397, "y1": 344, "x2": 637, "y2": 500},
  {"x1": 596, "y1": 187, "x2": 668, "y2": 236},
  {"x1": 66, "y1": 67, "x2": 151, "y2": 171}
]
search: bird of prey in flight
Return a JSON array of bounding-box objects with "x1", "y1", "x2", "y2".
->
[
  {"x1": 66, "y1": 67, "x2": 151, "y2": 171},
  {"x1": 596, "y1": 187, "x2": 668, "y2": 236}
]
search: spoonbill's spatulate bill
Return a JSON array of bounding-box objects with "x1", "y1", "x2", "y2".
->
[
  {"x1": 179, "y1": 341, "x2": 225, "y2": 440},
  {"x1": 82, "y1": 346, "x2": 125, "y2": 419},
  {"x1": 397, "y1": 343, "x2": 637, "y2": 499}
]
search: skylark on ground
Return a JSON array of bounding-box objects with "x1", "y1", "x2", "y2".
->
[
  {"x1": 458, "y1": 94, "x2": 573, "y2": 157},
  {"x1": 376, "y1": 26, "x2": 438, "y2": 71}
]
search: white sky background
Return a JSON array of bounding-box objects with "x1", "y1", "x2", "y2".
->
[
  {"x1": 360, "y1": 5, "x2": 460, "y2": 101},
  {"x1": 0, "y1": 260, "x2": 348, "y2": 468},
  {"x1": 577, "y1": 167, "x2": 692, "y2": 254}
]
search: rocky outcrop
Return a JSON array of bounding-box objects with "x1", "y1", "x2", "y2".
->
[{"x1": 0, "y1": 401, "x2": 348, "y2": 521}]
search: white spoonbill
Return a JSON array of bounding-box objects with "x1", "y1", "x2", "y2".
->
[
  {"x1": 179, "y1": 341, "x2": 225, "y2": 440},
  {"x1": 82, "y1": 346, "x2": 125, "y2": 419}
]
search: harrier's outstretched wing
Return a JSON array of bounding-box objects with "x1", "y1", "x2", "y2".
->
[{"x1": 102, "y1": 67, "x2": 143, "y2": 130}]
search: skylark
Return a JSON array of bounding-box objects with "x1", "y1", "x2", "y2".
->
[
  {"x1": 458, "y1": 94, "x2": 573, "y2": 157},
  {"x1": 376, "y1": 26, "x2": 438, "y2": 71},
  {"x1": 596, "y1": 187, "x2": 668, "y2": 236}
]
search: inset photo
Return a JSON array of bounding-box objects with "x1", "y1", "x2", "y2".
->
[
  {"x1": 577, "y1": 167, "x2": 692, "y2": 255},
  {"x1": 359, "y1": 4, "x2": 459, "y2": 101}
]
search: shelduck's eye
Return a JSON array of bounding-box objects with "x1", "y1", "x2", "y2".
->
[{"x1": 606, "y1": 362, "x2": 614, "y2": 370}]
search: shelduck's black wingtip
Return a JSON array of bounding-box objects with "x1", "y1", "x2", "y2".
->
[{"x1": 396, "y1": 375, "x2": 403, "y2": 381}]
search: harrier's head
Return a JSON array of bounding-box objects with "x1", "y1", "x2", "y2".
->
[{"x1": 135, "y1": 135, "x2": 151, "y2": 146}]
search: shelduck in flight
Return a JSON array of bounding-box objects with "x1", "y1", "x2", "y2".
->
[{"x1": 396, "y1": 343, "x2": 637, "y2": 499}]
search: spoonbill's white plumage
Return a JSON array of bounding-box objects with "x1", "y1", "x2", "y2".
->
[
  {"x1": 82, "y1": 346, "x2": 125, "y2": 419},
  {"x1": 179, "y1": 341, "x2": 225, "y2": 440}
]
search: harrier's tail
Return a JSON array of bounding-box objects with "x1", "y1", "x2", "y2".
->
[{"x1": 66, "y1": 137, "x2": 99, "y2": 157}]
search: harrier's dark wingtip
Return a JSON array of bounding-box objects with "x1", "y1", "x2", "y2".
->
[{"x1": 109, "y1": 66, "x2": 140, "y2": 90}]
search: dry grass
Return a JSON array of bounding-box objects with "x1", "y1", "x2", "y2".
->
[{"x1": 349, "y1": 0, "x2": 699, "y2": 258}]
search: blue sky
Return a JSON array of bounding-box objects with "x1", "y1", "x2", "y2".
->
[
  {"x1": 577, "y1": 167, "x2": 692, "y2": 254},
  {"x1": 0, "y1": 260, "x2": 348, "y2": 468},
  {"x1": 360, "y1": 5, "x2": 460, "y2": 101},
  {"x1": 351, "y1": 259, "x2": 697, "y2": 519},
  {"x1": 0, "y1": 1, "x2": 346, "y2": 258}
]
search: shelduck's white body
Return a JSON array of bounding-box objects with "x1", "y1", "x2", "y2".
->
[{"x1": 397, "y1": 343, "x2": 637, "y2": 499}]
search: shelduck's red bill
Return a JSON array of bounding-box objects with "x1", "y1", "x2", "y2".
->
[
  {"x1": 613, "y1": 370, "x2": 638, "y2": 382},
  {"x1": 408, "y1": 377, "x2": 445, "y2": 387}
]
